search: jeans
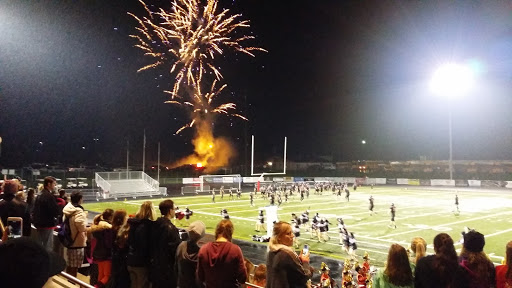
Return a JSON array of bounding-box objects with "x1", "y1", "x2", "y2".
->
[{"x1": 37, "y1": 228, "x2": 54, "y2": 252}]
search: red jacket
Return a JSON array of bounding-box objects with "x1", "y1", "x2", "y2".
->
[{"x1": 197, "y1": 241, "x2": 246, "y2": 288}]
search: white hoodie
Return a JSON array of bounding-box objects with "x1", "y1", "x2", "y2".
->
[{"x1": 62, "y1": 202, "x2": 88, "y2": 248}]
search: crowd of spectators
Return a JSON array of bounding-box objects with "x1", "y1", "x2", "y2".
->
[{"x1": 1, "y1": 176, "x2": 512, "y2": 288}]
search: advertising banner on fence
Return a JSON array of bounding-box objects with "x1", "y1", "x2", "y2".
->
[
  {"x1": 481, "y1": 180, "x2": 507, "y2": 188},
  {"x1": 397, "y1": 178, "x2": 409, "y2": 185},
  {"x1": 455, "y1": 180, "x2": 468, "y2": 187},
  {"x1": 375, "y1": 178, "x2": 387, "y2": 184},
  {"x1": 365, "y1": 178, "x2": 376, "y2": 185},
  {"x1": 468, "y1": 180, "x2": 481, "y2": 187},
  {"x1": 506, "y1": 181, "x2": 512, "y2": 188},
  {"x1": 420, "y1": 179, "x2": 431, "y2": 186},
  {"x1": 273, "y1": 177, "x2": 284, "y2": 182},
  {"x1": 294, "y1": 177, "x2": 304, "y2": 182},
  {"x1": 387, "y1": 178, "x2": 397, "y2": 185},
  {"x1": 303, "y1": 177, "x2": 315, "y2": 182},
  {"x1": 243, "y1": 177, "x2": 259, "y2": 183},
  {"x1": 431, "y1": 179, "x2": 455, "y2": 186},
  {"x1": 183, "y1": 178, "x2": 201, "y2": 184},
  {"x1": 408, "y1": 179, "x2": 420, "y2": 186},
  {"x1": 284, "y1": 177, "x2": 294, "y2": 182},
  {"x1": 222, "y1": 177, "x2": 233, "y2": 183}
]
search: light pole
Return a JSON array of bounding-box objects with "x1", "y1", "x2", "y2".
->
[{"x1": 430, "y1": 63, "x2": 474, "y2": 180}]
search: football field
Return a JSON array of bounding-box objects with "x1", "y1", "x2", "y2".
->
[{"x1": 83, "y1": 186, "x2": 512, "y2": 268}]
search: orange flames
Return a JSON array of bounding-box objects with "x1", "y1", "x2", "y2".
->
[{"x1": 171, "y1": 120, "x2": 235, "y2": 173}]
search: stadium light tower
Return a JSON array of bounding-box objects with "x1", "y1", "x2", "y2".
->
[{"x1": 430, "y1": 62, "x2": 474, "y2": 180}]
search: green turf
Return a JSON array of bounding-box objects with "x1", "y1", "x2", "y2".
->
[{"x1": 83, "y1": 186, "x2": 512, "y2": 268}]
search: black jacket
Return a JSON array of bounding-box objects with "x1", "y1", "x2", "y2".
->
[
  {"x1": 0, "y1": 195, "x2": 31, "y2": 237},
  {"x1": 32, "y1": 189, "x2": 60, "y2": 228},
  {"x1": 126, "y1": 218, "x2": 153, "y2": 267},
  {"x1": 150, "y1": 217, "x2": 182, "y2": 288}
]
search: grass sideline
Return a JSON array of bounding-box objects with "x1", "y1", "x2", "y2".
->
[{"x1": 83, "y1": 186, "x2": 512, "y2": 268}]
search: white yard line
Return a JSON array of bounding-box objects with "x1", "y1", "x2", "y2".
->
[{"x1": 380, "y1": 210, "x2": 512, "y2": 238}]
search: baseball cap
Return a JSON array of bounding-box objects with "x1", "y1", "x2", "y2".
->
[
  {"x1": 187, "y1": 220, "x2": 206, "y2": 242},
  {"x1": 0, "y1": 237, "x2": 66, "y2": 287}
]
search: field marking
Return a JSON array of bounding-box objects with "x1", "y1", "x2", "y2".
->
[{"x1": 379, "y1": 210, "x2": 512, "y2": 239}]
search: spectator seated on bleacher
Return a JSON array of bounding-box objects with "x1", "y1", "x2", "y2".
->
[{"x1": 0, "y1": 237, "x2": 66, "y2": 288}]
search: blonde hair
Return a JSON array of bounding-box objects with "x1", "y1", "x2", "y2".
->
[
  {"x1": 410, "y1": 237, "x2": 427, "y2": 264},
  {"x1": 135, "y1": 201, "x2": 157, "y2": 220},
  {"x1": 270, "y1": 221, "x2": 291, "y2": 246}
]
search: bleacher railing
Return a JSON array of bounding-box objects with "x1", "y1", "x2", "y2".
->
[
  {"x1": 143, "y1": 171, "x2": 160, "y2": 190},
  {"x1": 94, "y1": 173, "x2": 111, "y2": 196},
  {"x1": 95, "y1": 171, "x2": 160, "y2": 199}
]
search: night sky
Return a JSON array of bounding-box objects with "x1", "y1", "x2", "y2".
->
[{"x1": 1, "y1": 0, "x2": 512, "y2": 168}]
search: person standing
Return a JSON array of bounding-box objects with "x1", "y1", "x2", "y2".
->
[
  {"x1": 372, "y1": 244, "x2": 414, "y2": 288},
  {"x1": 150, "y1": 199, "x2": 182, "y2": 288},
  {"x1": 0, "y1": 180, "x2": 31, "y2": 238},
  {"x1": 89, "y1": 209, "x2": 114, "y2": 288},
  {"x1": 369, "y1": 195, "x2": 375, "y2": 216},
  {"x1": 197, "y1": 220, "x2": 246, "y2": 288},
  {"x1": 415, "y1": 233, "x2": 470, "y2": 288},
  {"x1": 176, "y1": 220, "x2": 206, "y2": 288},
  {"x1": 249, "y1": 191, "x2": 254, "y2": 207},
  {"x1": 454, "y1": 194, "x2": 460, "y2": 214},
  {"x1": 389, "y1": 203, "x2": 396, "y2": 229},
  {"x1": 495, "y1": 240, "x2": 512, "y2": 288},
  {"x1": 255, "y1": 210, "x2": 265, "y2": 232},
  {"x1": 62, "y1": 191, "x2": 88, "y2": 277},
  {"x1": 33, "y1": 176, "x2": 61, "y2": 251},
  {"x1": 127, "y1": 201, "x2": 157, "y2": 288},
  {"x1": 266, "y1": 221, "x2": 313, "y2": 288},
  {"x1": 211, "y1": 188, "x2": 216, "y2": 203}
]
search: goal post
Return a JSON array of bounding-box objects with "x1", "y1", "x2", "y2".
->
[
  {"x1": 251, "y1": 135, "x2": 287, "y2": 191},
  {"x1": 198, "y1": 174, "x2": 242, "y2": 192},
  {"x1": 251, "y1": 135, "x2": 287, "y2": 176}
]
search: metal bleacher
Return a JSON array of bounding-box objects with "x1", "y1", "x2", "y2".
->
[{"x1": 95, "y1": 171, "x2": 161, "y2": 200}]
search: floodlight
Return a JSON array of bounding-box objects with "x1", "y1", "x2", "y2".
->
[{"x1": 430, "y1": 63, "x2": 474, "y2": 98}]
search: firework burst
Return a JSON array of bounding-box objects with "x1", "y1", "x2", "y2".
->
[
  {"x1": 129, "y1": 0, "x2": 265, "y2": 133},
  {"x1": 130, "y1": 0, "x2": 264, "y2": 170}
]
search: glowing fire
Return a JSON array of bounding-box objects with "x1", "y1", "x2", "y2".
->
[{"x1": 170, "y1": 120, "x2": 236, "y2": 173}]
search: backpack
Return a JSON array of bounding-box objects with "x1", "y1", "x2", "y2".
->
[{"x1": 57, "y1": 215, "x2": 78, "y2": 248}]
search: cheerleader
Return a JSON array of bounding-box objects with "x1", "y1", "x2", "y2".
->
[
  {"x1": 184, "y1": 207, "x2": 193, "y2": 225},
  {"x1": 292, "y1": 219, "x2": 301, "y2": 249},
  {"x1": 221, "y1": 208, "x2": 230, "y2": 220},
  {"x1": 255, "y1": 210, "x2": 265, "y2": 232}
]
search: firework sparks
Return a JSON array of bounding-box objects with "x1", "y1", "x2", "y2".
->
[
  {"x1": 130, "y1": 0, "x2": 266, "y2": 104},
  {"x1": 130, "y1": 0, "x2": 265, "y2": 170}
]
